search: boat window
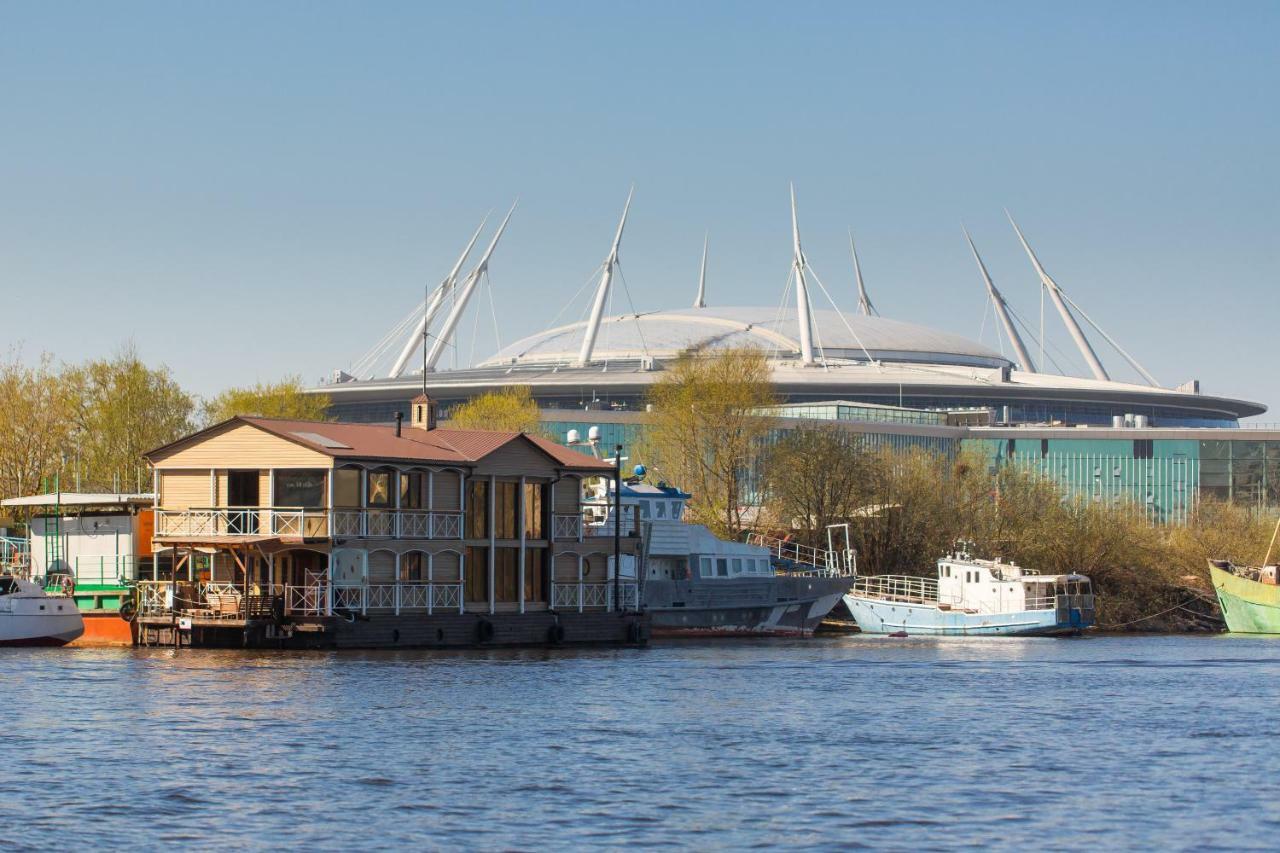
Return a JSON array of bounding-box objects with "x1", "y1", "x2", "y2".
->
[
  {"x1": 699, "y1": 557, "x2": 713, "y2": 578},
  {"x1": 716, "y1": 558, "x2": 729, "y2": 577},
  {"x1": 731, "y1": 558, "x2": 743, "y2": 576},
  {"x1": 672, "y1": 502, "x2": 683, "y2": 520},
  {"x1": 639, "y1": 502, "x2": 650, "y2": 519}
]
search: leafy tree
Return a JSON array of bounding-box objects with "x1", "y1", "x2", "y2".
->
[
  {"x1": 202, "y1": 376, "x2": 331, "y2": 426},
  {"x1": 447, "y1": 386, "x2": 544, "y2": 434},
  {"x1": 65, "y1": 344, "x2": 195, "y2": 491},
  {"x1": 761, "y1": 422, "x2": 876, "y2": 546},
  {"x1": 641, "y1": 348, "x2": 777, "y2": 538},
  {"x1": 0, "y1": 352, "x2": 76, "y2": 502}
]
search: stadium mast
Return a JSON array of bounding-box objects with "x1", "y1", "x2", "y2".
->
[
  {"x1": 575, "y1": 187, "x2": 633, "y2": 367},
  {"x1": 790, "y1": 184, "x2": 817, "y2": 366},
  {"x1": 387, "y1": 214, "x2": 489, "y2": 379},
  {"x1": 693, "y1": 232, "x2": 708, "y2": 308},
  {"x1": 964, "y1": 227, "x2": 1036, "y2": 373},
  {"x1": 423, "y1": 201, "x2": 517, "y2": 373},
  {"x1": 848, "y1": 230, "x2": 877, "y2": 317},
  {"x1": 1007, "y1": 213, "x2": 1110, "y2": 382}
]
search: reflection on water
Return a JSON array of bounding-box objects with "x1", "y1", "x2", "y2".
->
[{"x1": 4, "y1": 636, "x2": 1280, "y2": 849}]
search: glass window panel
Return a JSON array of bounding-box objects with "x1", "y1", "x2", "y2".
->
[
  {"x1": 367, "y1": 471, "x2": 393, "y2": 507},
  {"x1": 274, "y1": 470, "x2": 325, "y2": 507},
  {"x1": 333, "y1": 468, "x2": 361, "y2": 507},
  {"x1": 523, "y1": 483, "x2": 545, "y2": 539}
]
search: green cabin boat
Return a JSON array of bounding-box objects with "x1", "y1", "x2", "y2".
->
[{"x1": 1210, "y1": 561, "x2": 1280, "y2": 634}]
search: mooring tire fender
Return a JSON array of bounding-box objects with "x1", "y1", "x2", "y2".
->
[
  {"x1": 477, "y1": 618, "x2": 495, "y2": 643},
  {"x1": 547, "y1": 623, "x2": 566, "y2": 645}
]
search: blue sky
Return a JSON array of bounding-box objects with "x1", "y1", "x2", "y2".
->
[{"x1": 2, "y1": 1, "x2": 1277, "y2": 415}]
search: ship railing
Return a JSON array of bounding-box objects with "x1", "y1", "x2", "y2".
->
[
  {"x1": 852, "y1": 574, "x2": 939, "y2": 605},
  {"x1": 331, "y1": 582, "x2": 466, "y2": 615},
  {"x1": 579, "y1": 503, "x2": 642, "y2": 538},
  {"x1": 551, "y1": 581, "x2": 639, "y2": 611},
  {"x1": 746, "y1": 533, "x2": 857, "y2": 577},
  {"x1": 285, "y1": 584, "x2": 328, "y2": 617},
  {"x1": 1, "y1": 535, "x2": 29, "y2": 569}
]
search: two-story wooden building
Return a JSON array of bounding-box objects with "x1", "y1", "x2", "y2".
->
[{"x1": 137, "y1": 396, "x2": 646, "y2": 648}]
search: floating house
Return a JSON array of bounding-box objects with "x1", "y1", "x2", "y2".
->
[{"x1": 137, "y1": 395, "x2": 647, "y2": 648}]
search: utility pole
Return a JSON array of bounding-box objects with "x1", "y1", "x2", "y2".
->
[{"x1": 613, "y1": 444, "x2": 622, "y2": 612}]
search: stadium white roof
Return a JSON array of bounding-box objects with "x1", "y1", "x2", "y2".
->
[{"x1": 482, "y1": 306, "x2": 1012, "y2": 370}]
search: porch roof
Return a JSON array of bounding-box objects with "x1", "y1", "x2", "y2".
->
[{"x1": 152, "y1": 535, "x2": 329, "y2": 552}]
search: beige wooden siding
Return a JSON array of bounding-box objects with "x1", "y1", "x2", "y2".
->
[
  {"x1": 432, "y1": 550, "x2": 461, "y2": 583},
  {"x1": 259, "y1": 471, "x2": 272, "y2": 506},
  {"x1": 153, "y1": 422, "x2": 332, "y2": 469},
  {"x1": 368, "y1": 550, "x2": 396, "y2": 584},
  {"x1": 473, "y1": 438, "x2": 558, "y2": 478},
  {"x1": 553, "y1": 552, "x2": 579, "y2": 582},
  {"x1": 432, "y1": 470, "x2": 462, "y2": 511},
  {"x1": 554, "y1": 476, "x2": 583, "y2": 513},
  {"x1": 160, "y1": 469, "x2": 212, "y2": 510},
  {"x1": 582, "y1": 553, "x2": 608, "y2": 582}
]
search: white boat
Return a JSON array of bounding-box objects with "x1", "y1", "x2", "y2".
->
[
  {"x1": 0, "y1": 574, "x2": 85, "y2": 647},
  {"x1": 843, "y1": 548, "x2": 1094, "y2": 636}
]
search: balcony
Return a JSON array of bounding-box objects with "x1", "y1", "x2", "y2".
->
[{"x1": 155, "y1": 507, "x2": 464, "y2": 541}]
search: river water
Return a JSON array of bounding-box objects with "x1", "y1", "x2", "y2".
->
[{"x1": 3, "y1": 635, "x2": 1278, "y2": 850}]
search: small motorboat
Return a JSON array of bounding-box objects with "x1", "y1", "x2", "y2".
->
[
  {"x1": 0, "y1": 574, "x2": 85, "y2": 646},
  {"x1": 843, "y1": 546, "x2": 1095, "y2": 636}
]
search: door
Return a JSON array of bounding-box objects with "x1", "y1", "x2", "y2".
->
[{"x1": 227, "y1": 470, "x2": 260, "y2": 534}]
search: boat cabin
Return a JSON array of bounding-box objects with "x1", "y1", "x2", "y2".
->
[
  {"x1": 936, "y1": 551, "x2": 1092, "y2": 614},
  {"x1": 585, "y1": 480, "x2": 774, "y2": 582}
]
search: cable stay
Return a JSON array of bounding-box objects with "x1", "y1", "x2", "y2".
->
[{"x1": 1057, "y1": 290, "x2": 1160, "y2": 387}]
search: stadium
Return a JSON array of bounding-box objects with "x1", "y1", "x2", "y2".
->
[{"x1": 313, "y1": 192, "x2": 1277, "y2": 522}]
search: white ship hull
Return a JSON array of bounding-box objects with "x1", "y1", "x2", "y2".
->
[
  {"x1": 843, "y1": 593, "x2": 1084, "y2": 637},
  {"x1": 0, "y1": 580, "x2": 85, "y2": 646}
]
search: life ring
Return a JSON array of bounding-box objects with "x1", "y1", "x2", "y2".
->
[
  {"x1": 547, "y1": 623, "x2": 566, "y2": 645},
  {"x1": 476, "y1": 619, "x2": 495, "y2": 643}
]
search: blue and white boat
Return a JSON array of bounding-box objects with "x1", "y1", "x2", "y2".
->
[{"x1": 843, "y1": 547, "x2": 1094, "y2": 636}]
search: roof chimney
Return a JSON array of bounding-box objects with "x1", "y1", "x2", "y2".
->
[
  {"x1": 395, "y1": 411, "x2": 403, "y2": 437},
  {"x1": 410, "y1": 393, "x2": 437, "y2": 431}
]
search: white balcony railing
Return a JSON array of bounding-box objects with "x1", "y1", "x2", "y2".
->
[
  {"x1": 156, "y1": 508, "x2": 464, "y2": 541},
  {"x1": 331, "y1": 582, "x2": 465, "y2": 615},
  {"x1": 553, "y1": 514, "x2": 582, "y2": 540},
  {"x1": 550, "y1": 582, "x2": 639, "y2": 612}
]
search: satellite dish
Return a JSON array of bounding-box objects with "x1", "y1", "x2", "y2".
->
[
  {"x1": 567, "y1": 429, "x2": 581, "y2": 444},
  {"x1": 587, "y1": 426, "x2": 600, "y2": 442}
]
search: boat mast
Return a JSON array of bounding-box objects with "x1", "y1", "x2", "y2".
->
[
  {"x1": 849, "y1": 229, "x2": 876, "y2": 317},
  {"x1": 693, "y1": 232, "x2": 708, "y2": 308},
  {"x1": 964, "y1": 227, "x2": 1036, "y2": 373},
  {"x1": 388, "y1": 215, "x2": 489, "y2": 378},
  {"x1": 575, "y1": 187, "x2": 633, "y2": 367},
  {"x1": 1008, "y1": 213, "x2": 1110, "y2": 381},
  {"x1": 790, "y1": 184, "x2": 817, "y2": 366},
  {"x1": 423, "y1": 201, "x2": 517, "y2": 373}
]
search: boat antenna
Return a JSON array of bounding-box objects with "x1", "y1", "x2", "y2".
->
[
  {"x1": 964, "y1": 226, "x2": 1036, "y2": 372},
  {"x1": 693, "y1": 231, "x2": 708, "y2": 308}
]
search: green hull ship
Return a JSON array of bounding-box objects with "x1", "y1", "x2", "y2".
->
[{"x1": 1209, "y1": 561, "x2": 1280, "y2": 634}]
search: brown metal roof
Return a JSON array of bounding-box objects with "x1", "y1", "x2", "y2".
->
[{"x1": 146, "y1": 416, "x2": 613, "y2": 472}]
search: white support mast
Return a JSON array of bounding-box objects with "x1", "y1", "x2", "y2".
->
[
  {"x1": 388, "y1": 214, "x2": 489, "y2": 378},
  {"x1": 693, "y1": 232, "x2": 708, "y2": 308},
  {"x1": 423, "y1": 201, "x2": 517, "y2": 373},
  {"x1": 790, "y1": 184, "x2": 817, "y2": 366},
  {"x1": 964, "y1": 227, "x2": 1036, "y2": 373},
  {"x1": 848, "y1": 229, "x2": 876, "y2": 316},
  {"x1": 575, "y1": 187, "x2": 633, "y2": 367},
  {"x1": 1008, "y1": 213, "x2": 1110, "y2": 382}
]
